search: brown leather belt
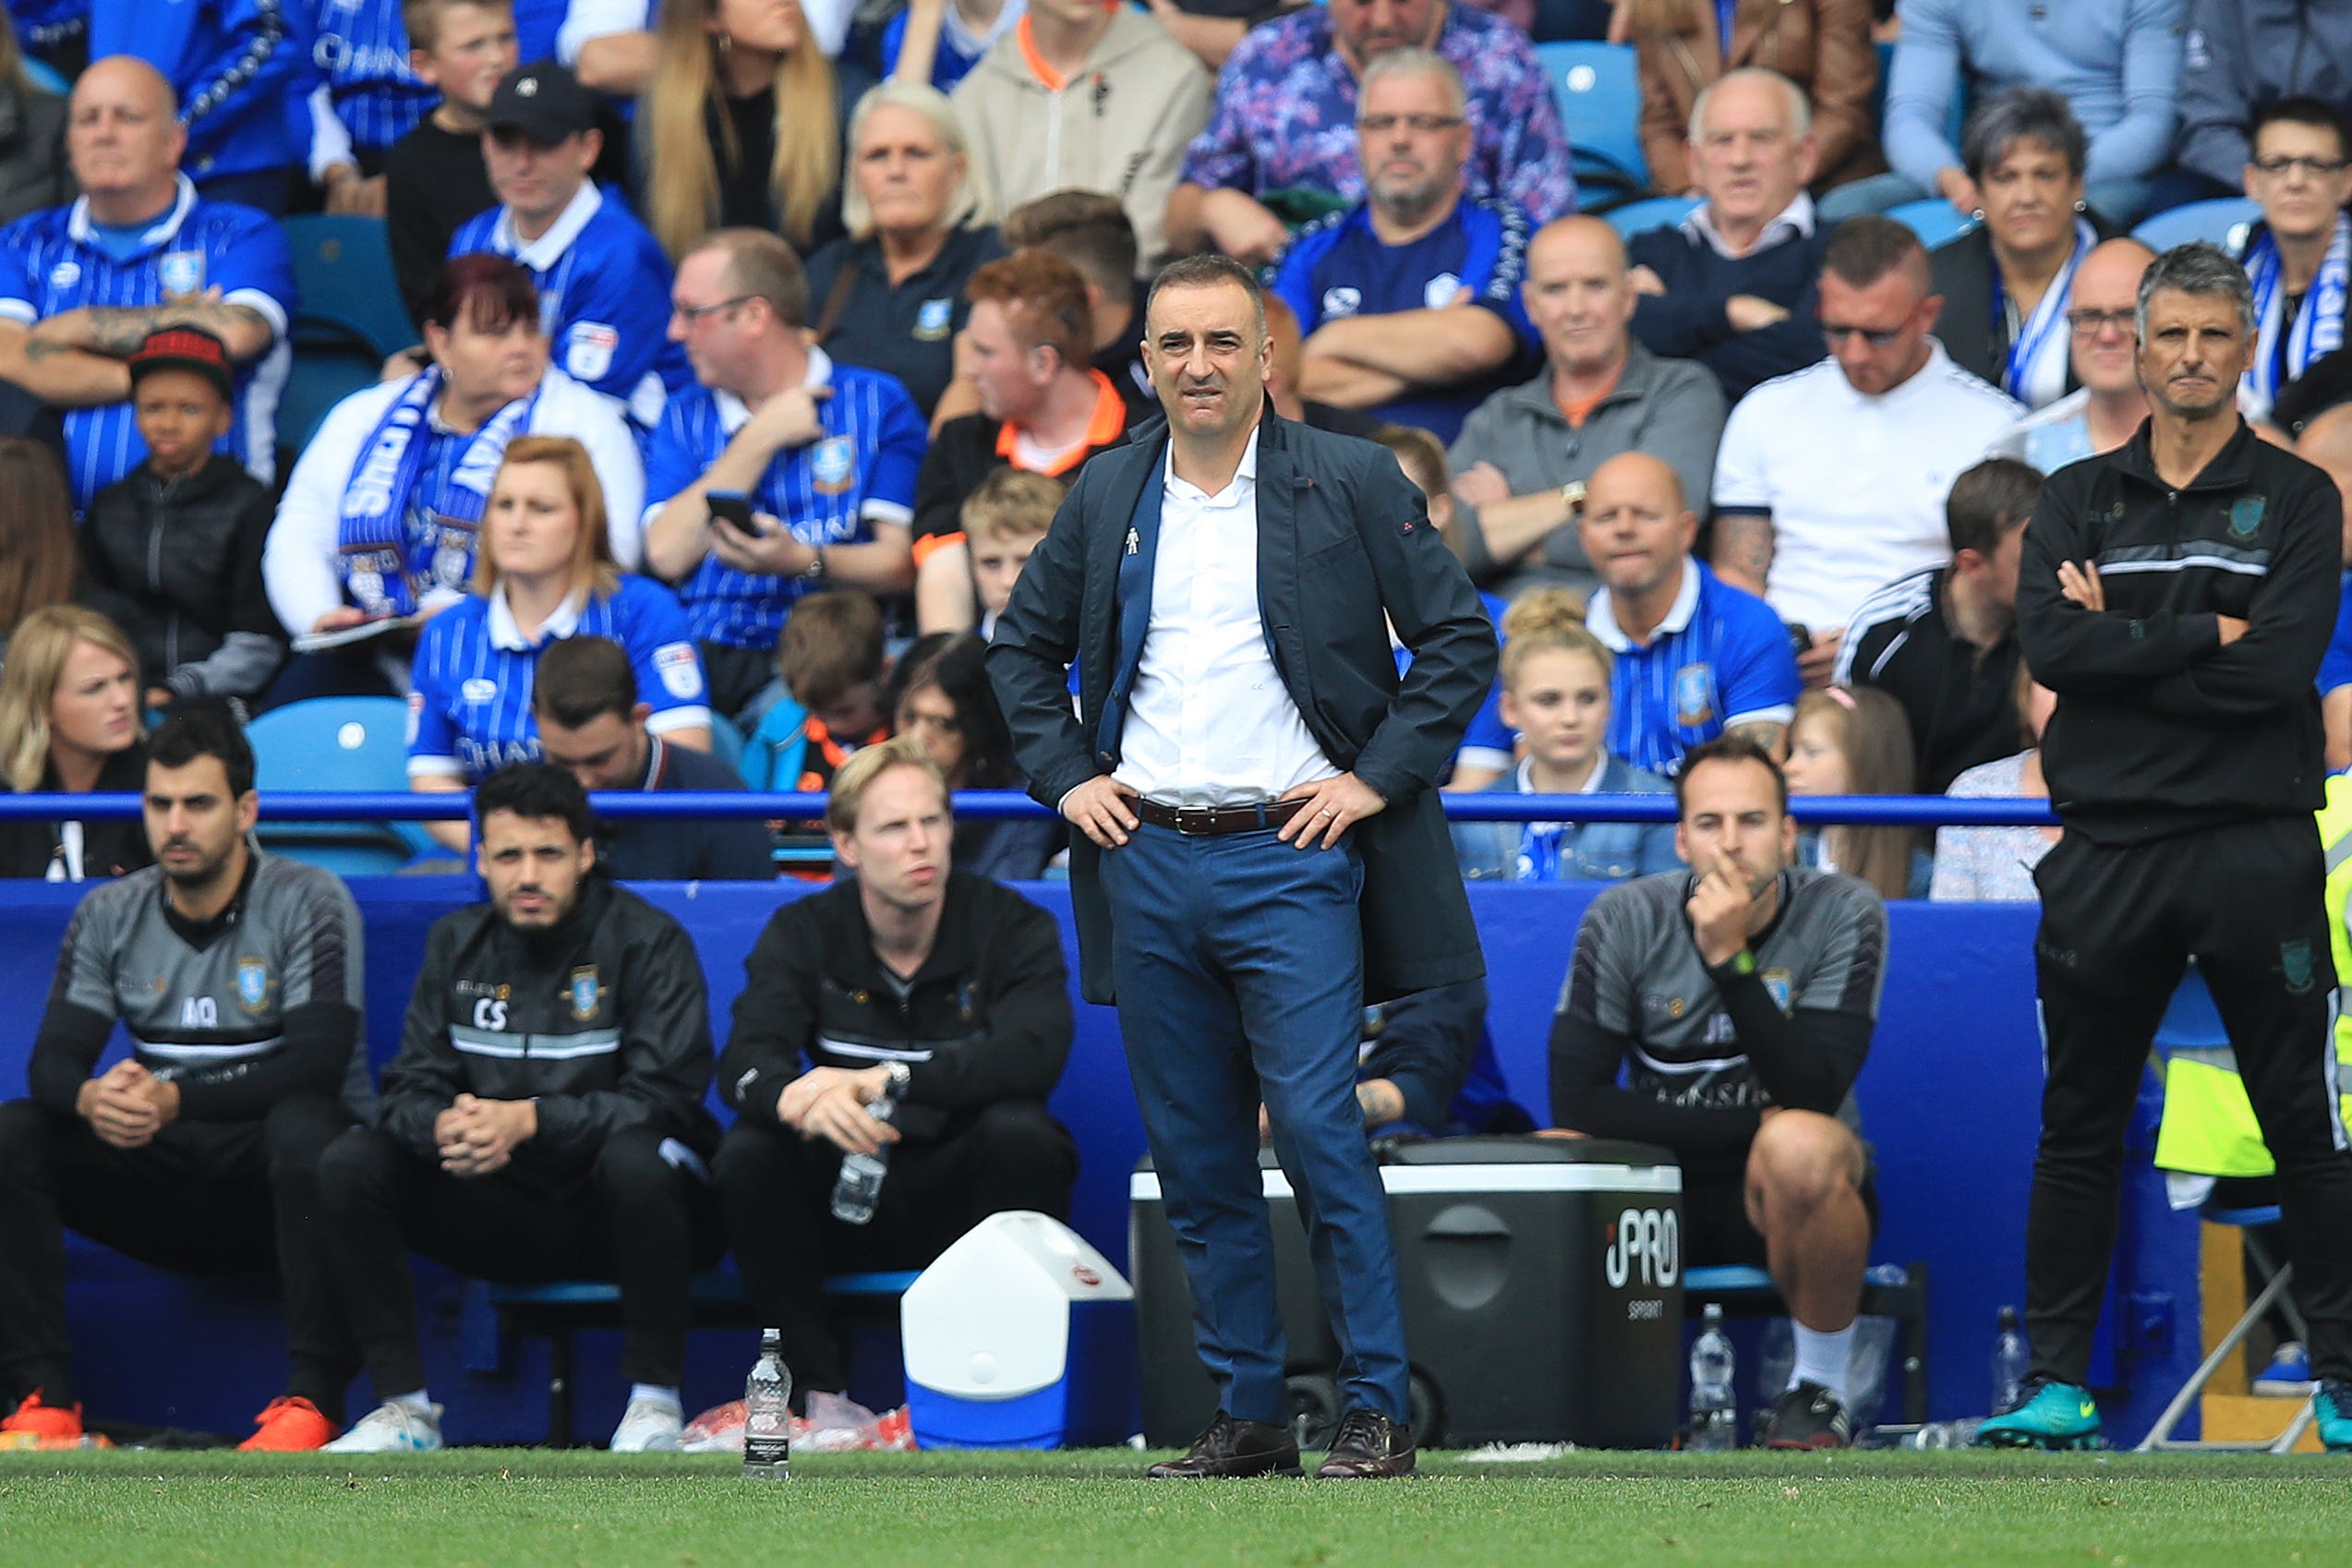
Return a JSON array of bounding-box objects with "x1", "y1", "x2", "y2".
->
[{"x1": 1131, "y1": 796, "x2": 1311, "y2": 837}]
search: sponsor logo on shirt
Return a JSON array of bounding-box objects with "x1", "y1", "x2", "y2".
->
[
  {"x1": 1321, "y1": 286, "x2": 1362, "y2": 319},
  {"x1": 810, "y1": 435, "x2": 857, "y2": 496},
  {"x1": 461, "y1": 677, "x2": 500, "y2": 705},
  {"x1": 565, "y1": 321, "x2": 620, "y2": 384},
  {"x1": 913, "y1": 298, "x2": 954, "y2": 342},
  {"x1": 653, "y1": 642, "x2": 703, "y2": 700},
  {"x1": 1422, "y1": 271, "x2": 1463, "y2": 311},
  {"x1": 1673, "y1": 663, "x2": 1716, "y2": 729}
]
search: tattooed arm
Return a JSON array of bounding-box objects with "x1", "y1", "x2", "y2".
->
[
  {"x1": 1710, "y1": 508, "x2": 1776, "y2": 600},
  {"x1": 0, "y1": 319, "x2": 133, "y2": 407},
  {"x1": 30, "y1": 297, "x2": 275, "y2": 362}
]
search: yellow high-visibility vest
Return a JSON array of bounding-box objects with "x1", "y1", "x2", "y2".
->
[{"x1": 2151, "y1": 777, "x2": 2352, "y2": 1178}]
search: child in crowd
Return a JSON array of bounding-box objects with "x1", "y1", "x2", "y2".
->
[
  {"x1": 78, "y1": 330, "x2": 284, "y2": 711},
  {"x1": 1451, "y1": 589, "x2": 1678, "y2": 882},
  {"x1": 741, "y1": 590, "x2": 892, "y2": 794},
  {"x1": 963, "y1": 466, "x2": 1062, "y2": 640},
  {"x1": 1783, "y1": 685, "x2": 1932, "y2": 900},
  {"x1": 383, "y1": 0, "x2": 518, "y2": 328}
]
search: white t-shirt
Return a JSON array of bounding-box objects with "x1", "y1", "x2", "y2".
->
[{"x1": 1711, "y1": 342, "x2": 2023, "y2": 632}]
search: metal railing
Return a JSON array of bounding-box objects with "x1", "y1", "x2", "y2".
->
[{"x1": 0, "y1": 790, "x2": 2063, "y2": 827}]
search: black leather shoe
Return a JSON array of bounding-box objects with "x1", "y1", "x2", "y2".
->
[
  {"x1": 1145, "y1": 1412, "x2": 1303, "y2": 1478},
  {"x1": 1315, "y1": 1408, "x2": 1416, "y2": 1478}
]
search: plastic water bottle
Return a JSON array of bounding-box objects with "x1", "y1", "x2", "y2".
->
[
  {"x1": 1688, "y1": 1303, "x2": 1737, "y2": 1451},
  {"x1": 828, "y1": 1090, "x2": 899, "y2": 1224},
  {"x1": 743, "y1": 1328, "x2": 791, "y2": 1479},
  {"x1": 1992, "y1": 1305, "x2": 2029, "y2": 1412}
]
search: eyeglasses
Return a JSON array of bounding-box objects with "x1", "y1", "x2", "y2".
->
[
  {"x1": 2066, "y1": 308, "x2": 2136, "y2": 337},
  {"x1": 2251, "y1": 154, "x2": 2351, "y2": 178},
  {"x1": 1357, "y1": 114, "x2": 1465, "y2": 135},
  {"x1": 671, "y1": 296, "x2": 756, "y2": 323},
  {"x1": 1819, "y1": 322, "x2": 1907, "y2": 348}
]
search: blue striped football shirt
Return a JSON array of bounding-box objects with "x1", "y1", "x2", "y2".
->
[
  {"x1": 450, "y1": 186, "x2": 690, "y2": 432},
  {"x1": 645, "y1": 352, "x2": 928, "y2": 650},
  {"x1": 0, "y1": 178, "x2": 296, "y2": 508},
  {"x1": 407, "y1": 573, "x2": 710, "y2": 782},
  {"x1": 313, "y1": 0, "x2": 435, "y2": 151},
  {"x1": 1586, "y1": 561, "x2": 1801, "y2": 777}
]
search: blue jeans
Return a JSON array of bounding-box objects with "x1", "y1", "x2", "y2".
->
[{"x1": 1101, "y1": 822, "x2": 1410, "y2": 1425}]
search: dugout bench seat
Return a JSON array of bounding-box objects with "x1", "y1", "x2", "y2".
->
[{"x1": 1683, "y1": 1262, "x2": 1931, "y2": 1426}]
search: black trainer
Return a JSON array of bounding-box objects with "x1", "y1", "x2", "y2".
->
[{"x1": 1759, "y1": 1381, "x2": 1852, "y2": 1450}]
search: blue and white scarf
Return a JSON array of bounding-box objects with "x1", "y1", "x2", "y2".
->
[
  {"x1": 1996, "y1": 217, "x2": 2097, "y2": 409},
  {"x1": 336, "y1": 368, "x2": 539, "y2": 616},
  {"x1": 2245, "y1": 212, "x2": 2351, "y2": 418}
]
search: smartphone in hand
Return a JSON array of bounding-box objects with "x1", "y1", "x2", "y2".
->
[{"x1": 707, "y1": 490, "x2": 762, "y2": 537}]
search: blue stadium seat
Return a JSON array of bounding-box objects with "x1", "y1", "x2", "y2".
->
[
  {"x1": 283, "y1": 214, "x2": 416, "y2": 361},
  {"x1": 2132, "y1": 198, "x2": 2262, "y2": 255},
  {"x1": 247, "y1": 696, "x2": 436, "y2": 873},
  {"x1": 1886, "y1": 198, "x2": 1980, "y2": 250},
  {"x1": 706, "y1": 712, "x2": 746, "y2": 774},
  {"x1": 1539, "y1": 41, "x2": 1648, "y2": 209},
  {"x1": 273, "y1": 344, "x2": 378, "y2": 464},
  {"x1": 1605, "y1": 195, "x2": 1701, "y2": 240}
]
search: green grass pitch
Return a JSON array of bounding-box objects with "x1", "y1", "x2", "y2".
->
[{"x1": 6, "y1": 1449, "x2": 2351, "y2": 1568}]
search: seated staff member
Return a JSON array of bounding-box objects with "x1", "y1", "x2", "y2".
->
[
  {"x1": 713, "y1": 739, "x2": 1077, "y2": 1434},
  {"x1": 641, "y1": 228, "x2": 927, "y2": 725},
  {"x1": 263, "y1": 255, "x2": 644, "y2": 702},
  {"x1": 0, "y1": 709, "x2": 368, "y2": 1453},
  {"x1": 1551, "y1": 735, "x2": 1885, "y2": 1450},
  {"x1": 0, "y1": 607, "x2": 151, "y2": 883},
  {"x1": 408, "y1": 438, "x2": 711, "y2": 851},
  {"x1": 319, "y1": 763, "x2": 724, "y2": 1456},
  {"x1": 532, "y1": 635, "x2": 777, "y2": 882}
]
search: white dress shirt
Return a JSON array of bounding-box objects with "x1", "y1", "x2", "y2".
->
[{"x1": 1113, "y1": 432, "x2": 1338, "y2": 806}]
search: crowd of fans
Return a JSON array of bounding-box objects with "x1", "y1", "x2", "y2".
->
[{"x1": 0, "y1": 1, "x2": 2343, "y2": 899}]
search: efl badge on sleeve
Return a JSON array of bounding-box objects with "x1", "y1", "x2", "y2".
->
[
  {"x1": 913, "y1": 298, "x2": 953, "y2": 342},
  {"x1": 810, "y1": 435, "x2": 856, "y2": 495},
  {"x1": 570, "y1": 966, "x2": 602, "y2": 1020},
  {"x1": 565, "y1": 322, "x2": 620, "y2": 384},
  {"x1": 159, "y1": 250, "x2": 206, "y2": 300},
  {"x1": 235, "y1": 958, "x2": 271, "y2": 1014},
  {"x1": 653, "y1": 642, "x2": 703, "y2": 699},
  {"x1": 1421, "y1": 272, "x2": 1464, "y2": 310},
  {"x1": 1673, "y1": 662, "x2": 1717, "y2": 729}
]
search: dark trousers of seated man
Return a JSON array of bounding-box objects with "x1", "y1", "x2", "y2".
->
[
  {"x1": 714, "y1": 1101, "x2": 1078, "y2": 1396},
  {"x1": 318, "y1": 1123, "x2": 723, "y2": 1397},
  {"x1": 0, "y1": 1094, "x2": 356, "y2": 1417}
]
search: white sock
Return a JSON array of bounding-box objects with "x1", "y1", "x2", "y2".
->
[
  {"x1": 629, "y1": 1383, "x2": 681, "y2": 1410},
  {"x1": 388, "y1": 1390, "x2": 434, "y2": 1416},
  {"x1": 1789, "y1": 1323, "x2": 1855, "y2": 1404}
]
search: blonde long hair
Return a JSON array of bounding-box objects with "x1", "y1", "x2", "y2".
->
[
  {"x1": 643, "y1": 0, "x2": 840, "y2": 258},
  {"x1": 839, "y1": 79, "x2": 993, "y2": 242},
  {"x1": 470, "y1": 436, "x2": 621, "y2": 601},
  {"x1": 1791, "y1": 686, "x2": 1919, "y2": 901},
  {"x1": 0, "y1": 607, "x2": 139, "y2": 793}
]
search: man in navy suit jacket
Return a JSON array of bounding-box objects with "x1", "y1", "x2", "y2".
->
[{"x1": 988, "y1": 255, "x2": 1495, "y2": 1482}]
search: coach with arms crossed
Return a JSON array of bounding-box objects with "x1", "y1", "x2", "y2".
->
[{"x1": 989, "y1": 255, "x2": 1495, "y2": 1481}]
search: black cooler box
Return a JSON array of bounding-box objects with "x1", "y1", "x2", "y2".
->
[{"x1": 1130, "y1": 1137, "x2": 1684, "y2": 1448}]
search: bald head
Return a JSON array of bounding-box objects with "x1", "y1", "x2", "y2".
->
[
  {"x1": 1579, "y1": 452, "x2": 1696, "y2": 601},
  {"x1": 2069, "y1": 237, "x2": 2155, "y2": 398},
  {"x1": 67, "y1": 56, "x2": 185, "y2": 218},
  {"x1": 1524, "y1": 215, "x2": 1635, "y2": 376}
]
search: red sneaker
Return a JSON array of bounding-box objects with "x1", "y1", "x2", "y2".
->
[
  {"x1": 239, "y1": 1396, "x2": 337, "y2": 1452},
  {"x1": 1, "y1": 1390, "x2": 83, "y2": 1441}
]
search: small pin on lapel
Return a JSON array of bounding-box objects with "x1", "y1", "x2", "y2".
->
[{"x1": 1125, "y1": 527, "x2": 1140, "y2": 555}]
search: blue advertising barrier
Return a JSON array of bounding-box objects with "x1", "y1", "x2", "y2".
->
[{"x1": 0, "y1": 788, "x2": 2207, "y2": 1446}]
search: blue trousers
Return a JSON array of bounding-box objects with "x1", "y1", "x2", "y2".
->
[{"x1": 1101, "y1": 823, "x2": 1409, "y2": 1425}]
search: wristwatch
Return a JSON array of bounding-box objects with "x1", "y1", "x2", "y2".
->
[
  {"x1": 801, "y1": 546, "x2": 828, "y2": 585},
  {"x1": 1559, "y1": 480, "x2": 1586, "y2": 516},
  {"x1": 882, "y1": 1060, "x2": 911, "y2": 1097}
]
